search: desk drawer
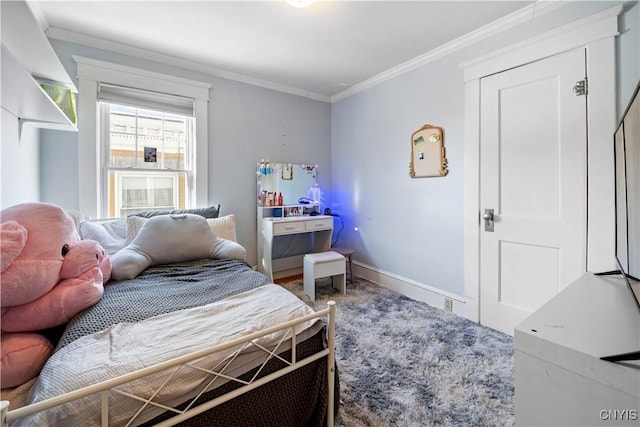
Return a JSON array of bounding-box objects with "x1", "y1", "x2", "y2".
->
[
  {"x1": 273, "y1": 221, "x2": 305, "y2": 235},
  {"x1": 305, "y1": 218, "x2": 332, "y2": 231}
]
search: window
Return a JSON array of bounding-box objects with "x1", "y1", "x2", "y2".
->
[
  {"x1": 116, "y1": 172, "x2": 179, "y2": 216},
  {"x1": 100, "y1": 100, "x2": 193, "y2": 217},
  {"x1": 75, "y1": 57, "x2": 210, "y2": 219}
]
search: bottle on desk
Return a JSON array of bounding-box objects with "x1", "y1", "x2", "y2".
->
[{"x1": 278, "y1": 192, "x2": 283, "y2": 206}]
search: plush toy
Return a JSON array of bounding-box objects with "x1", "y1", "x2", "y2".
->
[
  {"x1": 111, "y1": 213, "x2": 246, "y2": 280},
  {"x1": 1, "y1": 202, "x2": 111, "y2": 388}
]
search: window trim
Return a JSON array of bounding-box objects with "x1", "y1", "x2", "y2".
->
[{"x1": 74, "y1": 56, "x2": 211, "y2": 219}]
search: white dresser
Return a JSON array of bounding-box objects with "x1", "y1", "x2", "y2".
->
[
  {"x1": 258, "y1": 214, "x2": 333, "y2": 281},
  {"x1": 515, "y1": 273, "x2": 640, "y2": 426}
]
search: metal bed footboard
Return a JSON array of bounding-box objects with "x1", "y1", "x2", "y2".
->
[{"x1": 1, "y1": 301, "x2": 336, "y2": 427}]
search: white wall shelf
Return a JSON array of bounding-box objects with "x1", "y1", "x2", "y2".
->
[
  {"x1": 2, "y1": 46, "x2": 77, "y2": 134},
  {"x1": 1, "y1": 1, "x2": 77, "y2": 136}
]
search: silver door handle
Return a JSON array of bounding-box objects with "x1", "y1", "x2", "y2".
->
[{"x1": 483, "y1": 209, "x2": 494, "y2": 232}]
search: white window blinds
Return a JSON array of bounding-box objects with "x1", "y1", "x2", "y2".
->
[{"x1": 98, "y1": 83, "x2": 195, "y2": 116}]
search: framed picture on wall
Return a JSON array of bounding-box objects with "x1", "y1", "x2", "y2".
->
[
  {"x1": 144, "y1": 146, "x2": 157, "y2": 163},
  {"x1": 282, "y1": 164, "x2": 293, "y2": 180},
  {"x1": 409, "y1": 124, "x2": 448, "y2": 178}
]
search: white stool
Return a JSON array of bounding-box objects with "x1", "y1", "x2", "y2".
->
[{"x1": 303, "y1": 251, "x2": 347, "y2": 301}]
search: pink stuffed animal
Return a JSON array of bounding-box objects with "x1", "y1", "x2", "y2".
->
[{"x1": 1, "y1": 202, "x2": 111, "y2": 388}]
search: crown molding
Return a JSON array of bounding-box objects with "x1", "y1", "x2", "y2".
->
[
  {"x1": 330, "y1": 0, "x2": 570, "y2": 103},
  {"x1": 24, "y1": 0, "x2": 49, "y2": 33},
  {"x1": 45, "y1": 26, "x2": 331, "y2": 103},
  {"x1": 461, "y1": 4, "x2": 623, "y2": 82},
  {"x1": 73, "y1": 55, "x2": 212, "y2": 102}
]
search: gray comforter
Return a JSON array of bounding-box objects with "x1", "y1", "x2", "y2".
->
[{"x1": 57, "y1": 259, "x2": 271, "y2": 349}]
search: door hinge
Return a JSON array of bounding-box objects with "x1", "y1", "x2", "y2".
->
[{"x1": 573, "y1": 79, "x2": 587, "y2": 96}]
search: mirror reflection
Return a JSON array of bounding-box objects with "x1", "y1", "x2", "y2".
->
[{"x1": 257, "y1": 162, "x2": 317, "y2": 206}]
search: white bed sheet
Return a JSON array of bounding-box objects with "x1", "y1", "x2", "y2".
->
[{"x1": 15, "y1": 284, "x2": 322, "y2": 426}]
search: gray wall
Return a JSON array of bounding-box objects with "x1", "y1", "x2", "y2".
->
[
  {"x1": 1, "y1": 110, "x2": 40, "y2": 207},
  {"x1": 40, "y1": 40, "x2": 331, "y2": 266},
  {"x1": 617, "y1": 0, "x2": 640, "y2": 117},
  {"x1": 330, "y1": 1, "x2": 640, "y2": 297}
]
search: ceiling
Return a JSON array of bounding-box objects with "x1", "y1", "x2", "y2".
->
[{"x1": 31, "y1": 1, "x2": 534, "y2": 101}]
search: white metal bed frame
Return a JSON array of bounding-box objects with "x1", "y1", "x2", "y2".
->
[{"x1": 0, "y1": 301, "x2": 336, "y2": 427}]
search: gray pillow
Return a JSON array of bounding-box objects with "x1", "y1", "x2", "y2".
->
[{"x1": 130, "y1": 205, "x2": 221, "y2": 219}]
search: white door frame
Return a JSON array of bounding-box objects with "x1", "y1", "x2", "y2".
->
[{"x1": 462, "y1": 6, "x2": 621, "y2": 323}]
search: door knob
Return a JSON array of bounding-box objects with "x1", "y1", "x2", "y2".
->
[{"x1": 483, "y1": 209, "x2": 494, "y2": 232}]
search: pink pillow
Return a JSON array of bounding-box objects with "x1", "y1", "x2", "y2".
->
[{"x1": 1, "y1": 333, "x2": 53, "y2": 388}]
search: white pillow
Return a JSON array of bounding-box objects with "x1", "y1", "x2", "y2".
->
[
  {"x1": 79, "y1": 219, "x2": 127, "y2": 256},
  {"x1": 102, "y1": 218, "x2": 127, "y2": 239},
  {"x1": 125, "y1": 216, "x2": 148, "y2": 246},
  {"x1": 206, "y1": 214, "x2": 238, "y2": 242},
  {"x1": 65, "y1": 209, "x2": 86, "y2": 230},
  {"x1": 127, "y1": 214, "x2": 239, "y2": 244},
  {"x1": 111, "y1": 214, "x2": 246, "y2": 280}
]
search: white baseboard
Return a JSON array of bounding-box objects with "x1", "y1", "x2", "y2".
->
[{"x1": 353, "y1": 261, "x2": 467, "y2": 318}]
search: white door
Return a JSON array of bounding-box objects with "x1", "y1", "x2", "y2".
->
[{"x1": 479, "y1": 48, "x2": 588, "y2": 335}]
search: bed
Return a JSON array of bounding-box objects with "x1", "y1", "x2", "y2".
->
[{"x1": 0, "y1": 210, "x2": 338, "y2": 426}]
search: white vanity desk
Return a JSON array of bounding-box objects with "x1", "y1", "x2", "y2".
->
[
  {"x1": 258, "y1": 215, "x2": 333, "y2": 281},
  {"x1": 256, "y1": 161, "x2": 331, "y2": 281}
]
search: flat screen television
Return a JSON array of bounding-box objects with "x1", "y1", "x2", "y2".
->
[{"x1": 599, "y1": 79, "x2": 640, "y2": 362}]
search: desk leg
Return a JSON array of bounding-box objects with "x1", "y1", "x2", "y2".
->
[{"x1": 261, "y1": 230, "x2": 274, "y2": 282}]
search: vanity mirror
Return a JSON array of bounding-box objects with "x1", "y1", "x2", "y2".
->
[
  {"x1": 257, "y1": 161, "x2": 317, "y2": 207},
  {"x1": 409, "y1": 124, "x2": 449, "y2": 178}
]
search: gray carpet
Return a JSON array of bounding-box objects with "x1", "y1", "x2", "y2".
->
[{"x1": 280, "y1": 278, "x2": 515, "y2": 427}]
